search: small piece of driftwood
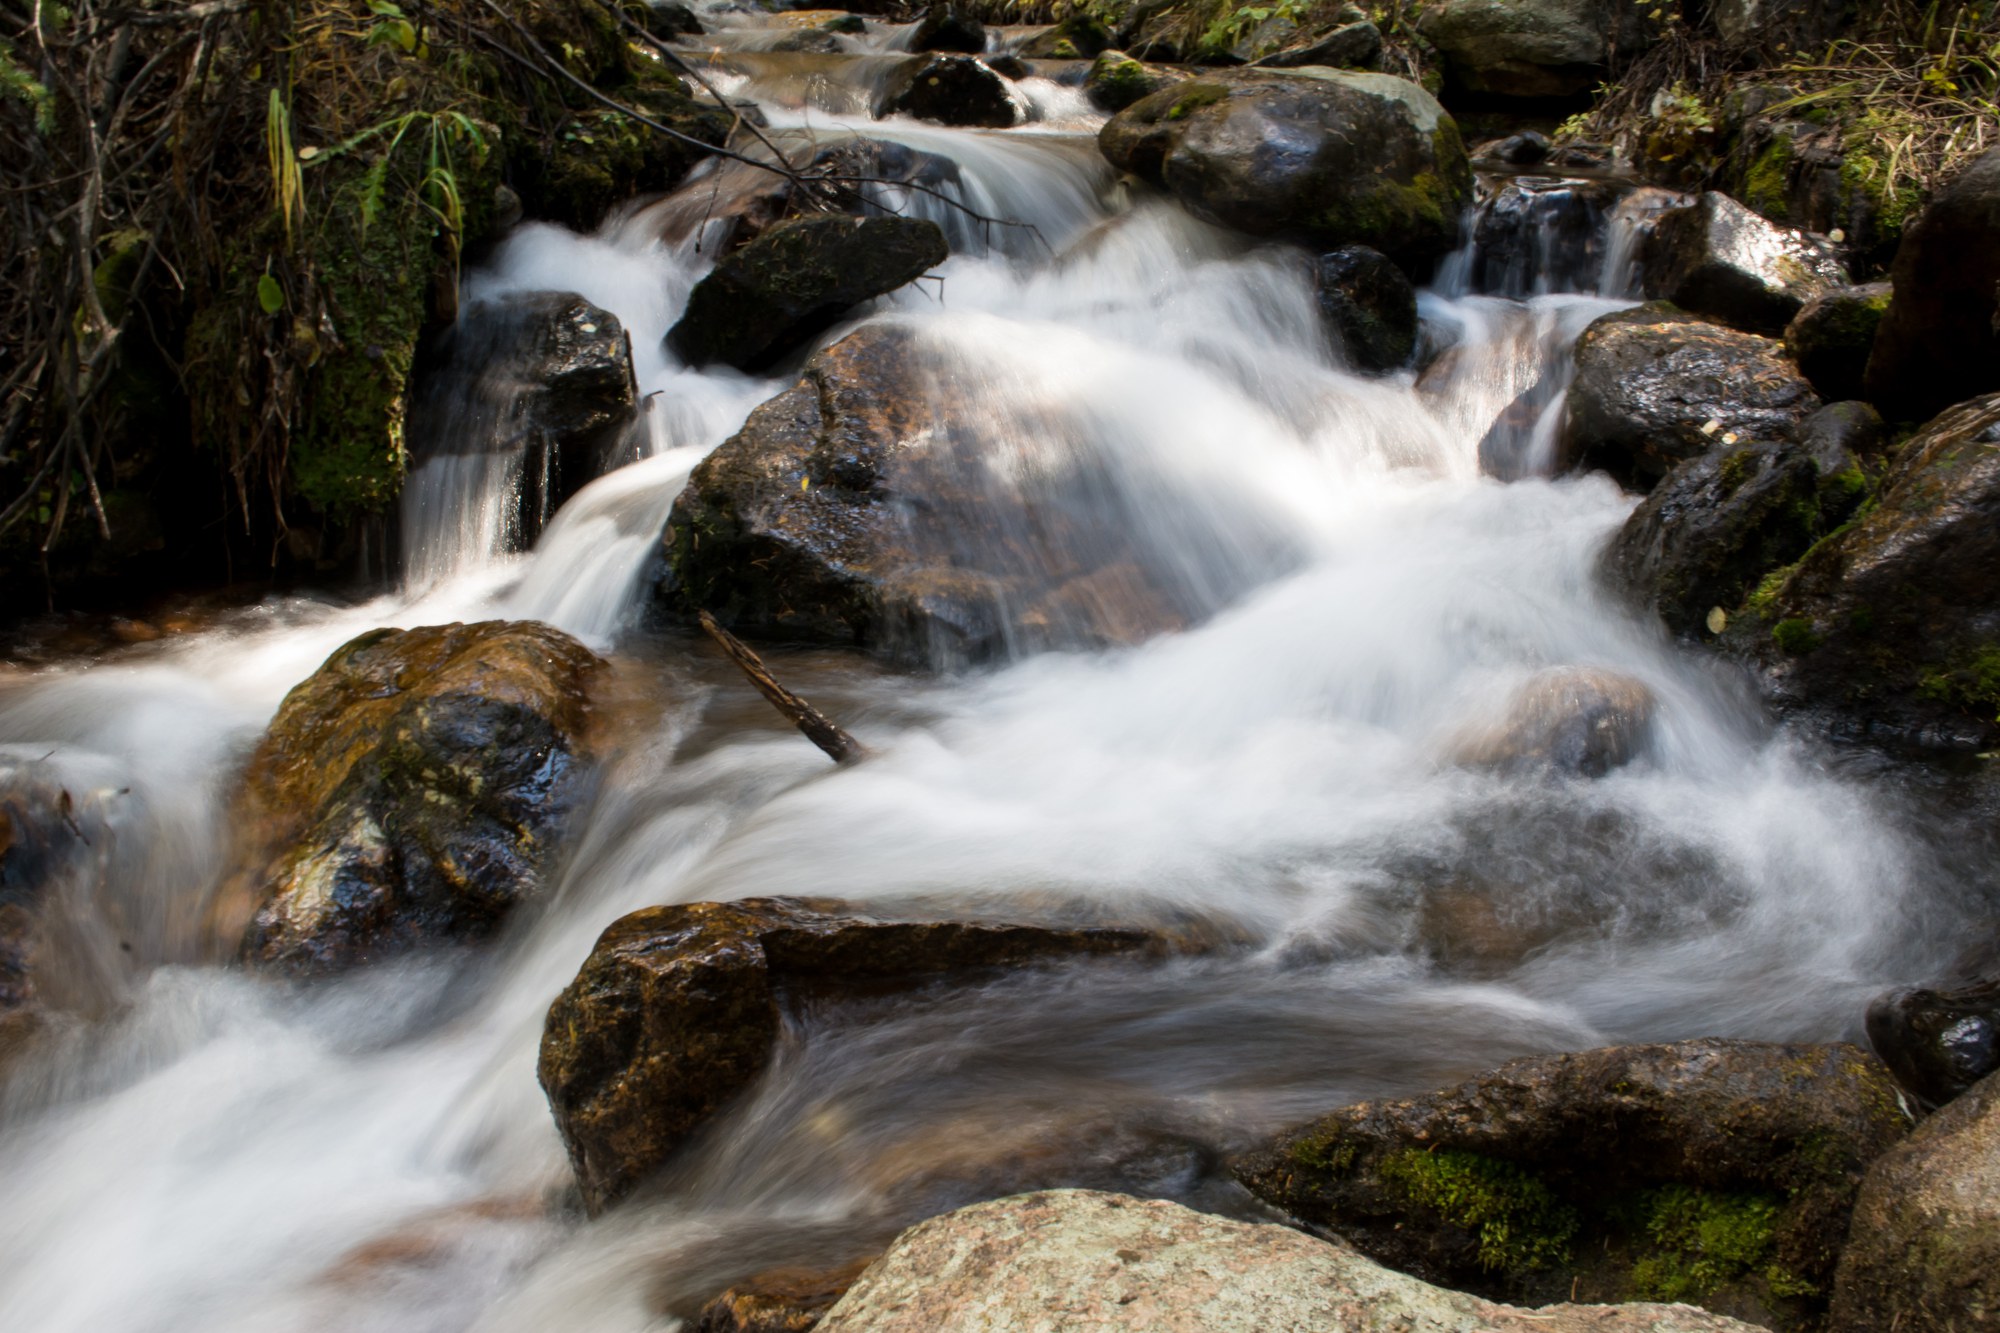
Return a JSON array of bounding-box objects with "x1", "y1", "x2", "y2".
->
[{"x1": 698, "y1": 612, "x2": 870, "y2": 766}]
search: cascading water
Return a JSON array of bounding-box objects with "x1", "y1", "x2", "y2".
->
[{"x1": 0, "y1": 8, "x2": 1978, "y2": 1331}]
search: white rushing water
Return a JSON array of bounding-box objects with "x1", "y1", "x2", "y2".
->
[{"x1": 0, "y1": 8, "x2": 1976, "y2": 1331}]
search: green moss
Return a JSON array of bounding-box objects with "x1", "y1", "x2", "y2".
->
[
  {"x1": 1626, "y1": 1185, "x2": 1808, "y2": 1303},
  {"x1": 1742, "y1": 135, "x2": 1795, "y2": 222},
  {"x1": 1290, "y1": 1130, "x2": 1360, "y2": 1176},
  {"x1": 1772, "y1": 617, "x2": 1823, "y2": 655},
  {"x1": 1163, "y1": 82, "x2": 1229, "y2": 121},
  {"x1": 1717, "y1": 447, "x2": 1758, "y2": 495},
  {"x1": 1379, "y1": 1148, "x2": 1577, "y2": 1272},
  {"x1": 1915, "y1": 643, "x2": 2000, "y2": 715}
]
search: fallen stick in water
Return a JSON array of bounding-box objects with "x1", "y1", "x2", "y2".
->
[{"x1": 698, "y1": 612, "x2": 870, "y2": 766}]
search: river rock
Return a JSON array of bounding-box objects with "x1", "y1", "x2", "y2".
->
[
  {"x1": 537, "y1": 898, "x2": 1156, "y2": 1213},
  {"x1": 667, "y1": 216, "x2": 947, "y2": 372},
  {"x1": 1867, "y1": 973, "x2": 2000, "y2": 1108},
  {"x1": 1560, "y1": 303, "x2": 1823, "y2": 489},
  {"x1": 1865, "y1": 147, "x2": 2000, "y2": 422},
  {"x1": 694, "y1": 1261, "x2": 873, "y2": 1333},
  {"x1": 1832, "y1": 1066, "x2": 2000, "y2": 1330},
  {"x1": 1084, "y1": 50, "x2": 1185, "y2": 112},
  {"x1": 1468, "y1": 175, "x2": 1622, "y2": 296},
  {"x1": 1417, "y1": 0, "x2": 1658, "y2": 100},
  {"x1": 1017, "y1": 12, "x2": 1112, "y2": 59},
  {"x1": 1783, "y1": 282, "x2": 1889, "y2": 403},
  {"x1": 1235, "y1": 1040, "x2": 1910, "y2": 1325},
  {"x1": 813, "y1": 1189, "x2": 1761, "y2": 1333},
  {"x1": 659, "y1": 322, "x2": 1190, "y2": 660},
  {"x1": 909, "y1": 4, "x2": 985, "y2": 53},
  {"x1": 642, "y1": 1, "x2": 704, "y2": 38},
  {"x1": 237, "y1": 621, "x2": 603, "y2": 973},
  {"x1": 771, "y1": 29, "x2": 848, "y2": 53},
  {"x1": 1315, "y1": 246, "x2": 1418, "y2": 373},
  {"x1": 1733, "y1": 392, "x2": 2000, "y2": 750},
  {"x1": 1639, "y1": 193, "x2": 1848, "y2": 336},
  {"x1": 875, "y1": 54, "x2": 1021, "y2": 128},
  {"x1": 1798, "y1": 400, "x2": 1886, "y2": 473},
  {"x1": 1254, "y1": 20, "x2": 1384, "y2": 69},
  {"x1": 1602, "y1": 442, "x2": 1822, "y2": 638},
  {"x1": 1098, "y1": 69, "x2": 1473, "y2": 271},
  {"x1": 1449, "y1": 666, "x2": 1656, "y2": 776}
]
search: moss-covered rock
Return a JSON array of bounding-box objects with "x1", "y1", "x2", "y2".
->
[
  {"x1": 1784, "y1": 283, "x2": 1890, "y2": 403},
  {"x1": 1084, "y1": 49, "x2": 1185, "y2": 112},
  {"x1": 1416, "y1": 0, "x2": 1659, "y2": 100},
  {"x1": 233, "y1": 620, "x2": 603, "y2": 974},
  {"x1": 1017, "y1": 12, "x2": 1114, "y2": 60},
  {"x1": 1234, "y1": 1040, "x2": 1913, "y2": 1329},
  {"x1": 1097, "y1": 69, "x2": 1474, "y2": 271}
]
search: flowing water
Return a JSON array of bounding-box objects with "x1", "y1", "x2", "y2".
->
[{"x1": 0, "y1": 10, "x2": 1984, "y2": 1331}]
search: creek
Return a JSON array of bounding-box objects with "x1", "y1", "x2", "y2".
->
[{"x1": 0, "y1": 9, "x2": 1980, "y2": 1331}]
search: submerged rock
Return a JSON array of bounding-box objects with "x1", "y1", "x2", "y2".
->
[
  {"x1": 0, "y1": 762, "x2": 120, "y2": 1049},
  {"x1": 908, "y1": 4, "x2": 985, "y2": 53},
  {"x1": 694, "y1": 1261, "x2": 874, "y2": 1333},
  {"x1": 1865, "y1": 146, "x2": 2000, "y2": 422},
  {"x1": 1784, "y1": 282, "x2": 1890, "y2": 403},
  {"x1": 537, "y1": 898, "x2": 1156, "y2": 1213},
  {"x1": 1097, "y1": 69, "x2": 1474, "y2": 271},
  {"x1": 1314, "y1": 245, "x2": 1418, "y2": 373},
  {"x1": 813, "y1": 1189, "x2": 1761, "y2": 1332},
  {"x1": 1235, "y1": 1040, "x2": 1910, "y2": 1326},
  {"x1": 1084, "y1": 49, "x2": 1185, "y2": 112},
  {"x1": 1640, "y1": 193, "x2": 1848, "y2": 335},
  {"x1": 1732, "y1": 392, "x2": 2000, "y2": 750},
  {"x1": 875, "y1": 54, "x2": 1021, "y2": 128},
  {"x1": 667, "y1": 215, "x2": 947, "y2": 371},
  {"x1": 1417, "y1": 0, "x2": 1659, "y2": 100},
  {"x1": 1560, "y1": 303, "x2": 1822, "y2": 489},
  {"x1": 1603, "y1": 442, "x2": 1822, "y2": 638},
  {"x1": 1833, "y1": 1067, "x2": 2000, "y2": 1330},
  {"x1": 1449, "y1": 666, "x2": 1656, "y2": 776},
  {"x1": 236, "y1": 621, "x2": 602, "y2": 974}
]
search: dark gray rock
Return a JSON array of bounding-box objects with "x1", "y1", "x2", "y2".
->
[
  {"x1": 643, "y1": 0, "x2": 703, "y2": 38},
  {"x1": 909, "y1": 4, "x2": 986, "y2": 54},
  {"x1": 667, "y1": 216, "x2": 948, "y2": 372},
  {"x1": 1417, "y1": 0, "x2": 1659, "y2": 100},
  {"x1": 1868, "y1": 967, "x2": 2000, "y2": 1109},
  {"x1": 875, "y1": 54, "x2": 1021, "y2": 127},
  {"x1": 1253, "y1": 20, "x2": 1383, "y2": 69},
  {"x1": 771, "y1": 28, "x2": 847, "y2": 53},
  {"x1": 1785, "y1": 282, "x2": 1890, "y2": 402},
  {"x1": 1084, "y1": 49, "x2": 1185, "y2": 112},
  {"x1": 1016, "y1": 12, "x2": 1112, "y2": 59},
  {"x1": 1482, "y1": 130, "x2": 1551, "y2": 165},
  {"x1": 1640, "y1": 192, "x2": 1849, "y2": 335},
  {"x1": 1315, "y1": 245, "x2": 1418, "y2": 373}
]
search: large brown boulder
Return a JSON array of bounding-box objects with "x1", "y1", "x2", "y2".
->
[
  {"x1": 537, "y1": 898, "x2": 1159, "y2": 1213},
  {"x1": 1560, "y1": 304, "x2": 1823, "y2": 490},
  {"x1": 658, "y1": 322, "x2": 1190, "y2": 662},
  {"x1": 813, "y1": 1190, "x2": 1761, "y2": 1333},
  {"x1": 234, "y1": 621, "x2": 603, "y2": 973},
  {"x1": 1832, "y1": 1069, "x2": 2000, "y2": 1330},
  {"x1": 1235, "y1": 1040, "x2": 1911, "y2": 1328},
  {"x1": 1097, "y1": 69, "x2": 1473, "y2": 271},
  {"x1": 1865, "y1": 146, "x2": 2000, "y2": 422},
  {"x1": 1729, "y1": 392, "x2": 2000, "y2": 751}
]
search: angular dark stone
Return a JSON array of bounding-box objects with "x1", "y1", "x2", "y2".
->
[
  {"x1": 1641, "y1": 192, "x2": 1849, "y2": 335},
  {"x1": 909, "y1": 4, "x2": 986, "y2": 54},
  {"x1": 1785, "y1": 283, "x2": 1890, "y2": 403},
  {"x1": 874, "y1": 54, "x2": 1021, "y2": 128},
  {"x1": 1417, "y1": 0, "x2": 1659, "y2": 99},
  {"x1": 1315, "y1": 245, "x2": 1418, "y2": 373},
  {"x1": 1253, "y1": 20, "x2": 1383, "y2": 69}
]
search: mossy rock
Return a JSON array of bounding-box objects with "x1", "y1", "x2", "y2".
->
[{"x1": 1784, "y1": 283, "x2": 1890, "y2": 404}]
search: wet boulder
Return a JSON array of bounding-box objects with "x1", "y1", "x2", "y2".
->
[
  {"x1": 1235, "y1": 1040, "x2": 1911, "y2": 1326},
  {"x1": 1467, "y1": 175, "x2": 1622, "y2": 297},
  {"x1": 1254, "y1": 19, "x2": 1384, "y2": 69},
  {"x1": 771, "y1": 29, "x2": 848, "y2": 53},
  {"x1": 1730, "y1": 393, "x2": 2000, "y2": 750},
  {"x1": 1560, "y1": 303, "x2": 1823, "y2": 489},
  {"x1": 642, "y1": 1, "x2": 704, "y2": 38},
  {"x1": 1448, "y1": 666, "x2": 1656, "y2": 776},
  {"x1": 1016, "y1": 12, "x2": 1112, "y2": 59},
  {"x1": 1098, "y1": 69, "x2": 1474, "y2": 271},
  {"x1": 1417, "y1": 0, "x2": 1659, "y2": 100},
  {"x1": 1865, "y1": 147, "x2": 2000, "y2": 422},
  {"x1": 874, "y1": 54, "x2": 1021, "y2": 128},
  {"x1": 1640, "y1": 193, "x2": 1848, "y2": 336},
  {"x1": 1784, "y1": 282, "x2": 1889, "y2": 403},
  {"x1": 0, "y1": 761, "x2": 120, "y2": 1050},
  {"x1": 694, "y1": 1262, "x2": 873, "y2": 1333},
  {"x1": 1602, "y1": 442, "x2": 1822, "y2": 638},
  {"x1": 1868, "y1": 974, "x2": 2000, "y2": 1109},
  {"x1": 237, "y1": 621, "x2": 603, "y2": 974},
  {"x1": 1084, "y1": 49, "x2": 1185, "y2": 113},
  {"x1": 1797, "y1": 400, "x2": 1882, "y2": 527},
  {"x1": 814, "y1": 1189, "x2": 1762, "y2": 1333},
  {"x1": 659, "y1": 323, "x2": 1192, "y2": 660},
  {"x1": 537, "y1": 898, "x2": 1156, "y2": 1212},
  {"x1": 1833, "y1": 1067, "x2": 2000, "y2": 1330},
  {"x1": 1315, "y1": 245, "x2": 1418, "y2": 374},
  {"x1": 667, "y1": 216, "x2": 947, "y2": 372},
  {"x1": 908, "y1": 4, "x2": 985, "y2": 53}
]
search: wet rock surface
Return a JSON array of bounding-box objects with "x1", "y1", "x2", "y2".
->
[
  {"x1": 0, "y1": 761, "x2": 118, "y2": 1048},
  {"x1": 1097, "y1": 69, "x2": 1474, "y2": 270},
  {"x1": 874, "y1": 54, "x2": 1021, "y2": 128},
  {"x1": 1640, "y1": 193, "x2": 1847, "y2": 336},
  {"x1": 1865, "y1": 146, "x2": 2000, "y2": 422},
  {"x1": 236, "y1": 621, "x2": 603, "y2": 974},
  {"x1": 1253, "y1": 19, "x2": 1383, "y2": 69},
  {"x1": 1417, "y1": 0, "x2": 1658, "y2": 100},
  {"x1": 1603, "y1": 442, "x2": 1823, "y2": 638},
  {"x1": 1784, "y1": 282, "x2": 1889, "y2": 403},
  {"x1": 1467, "y1": 175, "x2": 1622, "y2": 296},
  {"x1": 659, "y1": 322, "x2": 1194, "y2": 661},
  {"x1": 1730, "y1": 392, "x2": 2000, "y2": 750},
  {"x1": 1868, "y1": 970, "x2": 2000, "y2": 1108},
  {"x1": 1449, "y1": 666, "x2": 1656, "y2": 776},
  {"x1": 813, "y1": 1189, "x2": 1762, "y2": 1332},
  {"x1": 537, "y1": 898, "x2": 1158, "y2": 1213},
  {"x1": 908, "y1": 4, "x2": 985, "y2": 53},
  {"x1": 1314, "y1": 245, "x2": 1418, "y2": 373},
  {"x1": 666, "y1": 215, "x2": 947, "y2": 372},
  {"x1": 1084, "y1": 49, "x2": 1185, "y2": 111},
  {"x1": 1234, "y1": 1040, "x2": 1910, "y2": 1326},
  {"x1": 1560, "y1": 303, "x2": 1822, "y2": 489}
]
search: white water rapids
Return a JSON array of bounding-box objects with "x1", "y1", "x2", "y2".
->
[{"x1": 0, "y1": 10, "x2": 1982, "y2": 1331}]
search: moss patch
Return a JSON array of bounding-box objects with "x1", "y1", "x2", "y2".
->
[
  {"x1": 1625, "y1": 1185, "x2": 1811, "y2": 1303},
  {"x1": 1742, "y1": 134, "x2": 1796, "y2": 222},
  {"x1": 1380, "y1": 1149, "x2": 1578, "y2": 1272},
  {"x1": 1772, "y1": 617, "x2": 1823, "y2": 655}
]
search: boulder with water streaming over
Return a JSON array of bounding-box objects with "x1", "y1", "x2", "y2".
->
[
  {"x1": 1560, "y1": 303, "x2": 1822, "y2": 489},
  {"x1": 1415, "y1": 0, "x2": 1660, "y2": 100},
  {"x1": 1097, "y1": 68, "x2": 1474, "y2": 271},
  {"x1": 1313, "y1": 246, "x2": 1418, "y2": 374},
  {"x1": 232, "y1": 621, "x2": 603, "y2": 974},
  {"x1": 1448, "y1": 666, "x2": 1656, "y2": 776},
  {"x1": 536, "y1": 897, "x2": 1161, "y2": 1213},
  {"x1": 1234, "y1": 1040, "x2": 1911, "y2": 1328},
  {"x1": 810, "y1": 1189, "x2": 1762, "y2": 1332},
  {"x1": 666, "y1": 215, "x2": 948, "y2": 371},
  {"x1": 874, "y1": 54, "x2": 1022, "y2": 128},
  {"x1": 1639, "y1": 193, "x2": 1849, "y2": 336}
]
